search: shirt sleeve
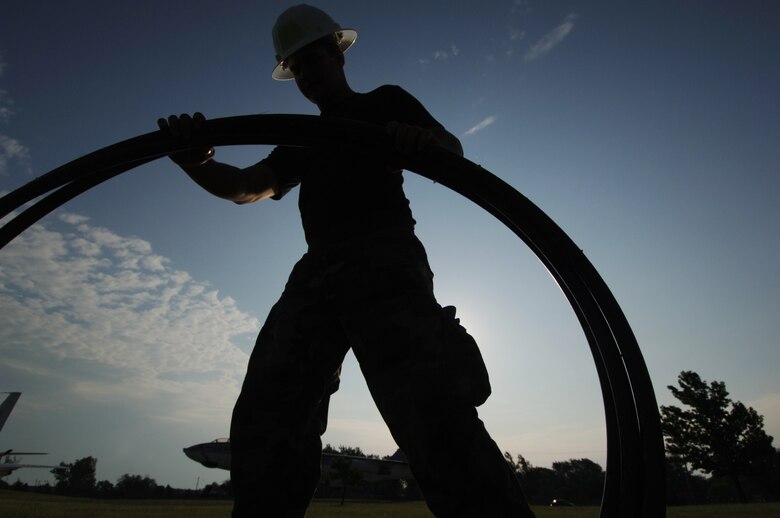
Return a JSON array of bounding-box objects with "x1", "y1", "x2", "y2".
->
[
  {"x1": 384, "y1": 85, "x2": 445, "y2": 130},
  {"x1": 259, "y1": 146, "x2": 305, "y2": 201}
]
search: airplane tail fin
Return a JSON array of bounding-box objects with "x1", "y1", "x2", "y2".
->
[{"x1": 0, "y1": 393, "x2": 22, "y2": 433}]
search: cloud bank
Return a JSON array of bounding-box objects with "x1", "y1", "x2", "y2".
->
[{"x1": 0, "y1": 213, "x2": 259, "y2": 422}]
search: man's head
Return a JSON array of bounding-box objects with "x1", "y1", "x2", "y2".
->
[
  {"x1": 284, "y1": 35, "x2": 349, "y2": 105},
  {"x1": 271, "y1": 5, "x2": 356, "y2": 80}
]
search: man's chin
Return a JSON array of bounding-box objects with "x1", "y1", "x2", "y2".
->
[
  {"x1": 300, "y1": 88, "x2": 320, "y2": 103},
  {"x1": 307, "y1": 92, "x2": 331, "y2": 106}
]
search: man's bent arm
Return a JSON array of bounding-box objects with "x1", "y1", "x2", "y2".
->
[
  {"x1": 180, "y1": 160, "x2": 279, "y2": 204},
  {"x1": 387, "y1": 121, "x2": 464, "y2": 158}
]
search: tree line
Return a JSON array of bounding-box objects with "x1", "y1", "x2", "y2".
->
[
  {"x1": 0, "y1": 445, "x2": 608, "y2": 504},
  {"x1": 0, "y1": 455, "x2": 226, "y2": 500},
  {"x1": 318, "y1": 370, "x2": 780, "y2": 505},
  {"x1": 1, "y1": 445, "x2": 609, "y2": 504},
  {"x1": 2, "y1": 369, "x2": 777, "y2": 505}
]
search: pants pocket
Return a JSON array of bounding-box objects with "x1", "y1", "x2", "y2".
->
[{"x1": 440, "y1": 305, "x2": 492, "y2": 406}]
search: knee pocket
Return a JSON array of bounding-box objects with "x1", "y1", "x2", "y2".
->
[{"x1": 437, "y1": 305, "x2": 492, "y2": 406}]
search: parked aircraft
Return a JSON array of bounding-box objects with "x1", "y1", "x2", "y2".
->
[
  {"x1": 0, "y1": 392, "x2": 55, "y2": 478},
  {"x1": 183, "y1": 438, "x2": 414, "y2": 483}
]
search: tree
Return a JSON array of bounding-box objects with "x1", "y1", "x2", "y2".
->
[
  {"x1": 95, "y1": 479, "x2": 115, "y2": 498},
  {"x1": 505, "y1": 452, "x2": 605, "y2": 505},
  {"x1": 504, "y1": 452, "x2": 551, "y2": 504},
  {"x1": 661, "y1": 370, "x2": 775, "y2": 502},
  {"x1": 114, "y1": 474, "x2": 160, "y2": 498},
  {"x1": 323, "y1": 443, "x2": 379, "y2": 459},
  {"x1": 51, "y1": 456, "x2": 97, "y2": 496},
  {"x1": 552, "y1": 458, "x2": 605, "y2": 505},
  {"x1": 330, "y1": 456, "x2": 364, "y2": 505},
  {"x1": 665, "y1": 459, "x2": 708, "y2": 505},
  {"x1": 504, "y1": 452, "x2": 532, "y2": 484}
]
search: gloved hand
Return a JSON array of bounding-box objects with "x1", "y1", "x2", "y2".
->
[{"x1": 157, "y1": 112, "x2": 215, "y2": 167}]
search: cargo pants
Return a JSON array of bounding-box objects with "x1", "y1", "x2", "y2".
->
[{"x1": 230, "y1": 229, "x2": 534, "y2": 517}]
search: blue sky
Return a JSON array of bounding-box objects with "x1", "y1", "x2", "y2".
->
[{"x1": 1, "y1": 1, "x2": 778, "y2": 490}]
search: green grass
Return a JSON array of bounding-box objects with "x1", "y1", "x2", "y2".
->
[
  {"x1": 0, "y1": 490, "x2": 229, "y2": 518},
  {"x1": 2, "y1": 490, "x2": 780, "y2": 517},
  {"x1": 665, "y1": 503, "x2": 780, "y2": 517}
]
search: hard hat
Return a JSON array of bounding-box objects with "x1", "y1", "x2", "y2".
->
[{"x1": 271, "y1": 4, "x2": 357, "y2": 80}]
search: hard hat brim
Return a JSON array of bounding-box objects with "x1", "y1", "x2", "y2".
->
[{"x1": 272, "y1": 29, "x2": 357, "y2": 81}]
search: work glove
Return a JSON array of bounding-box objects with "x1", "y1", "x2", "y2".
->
[{"x1": 157, "y1": 112, "x2": 215, "y2": 167}]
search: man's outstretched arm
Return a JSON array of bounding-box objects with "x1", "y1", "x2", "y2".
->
[
  {"x1": 158, "y1": 113, "x2": 279, "y2": 204},
  {"x1": 178, "y1": 158, "x2": 279, "y2": 204}
]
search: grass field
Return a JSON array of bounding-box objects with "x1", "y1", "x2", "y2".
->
[{"x1": 2, "y1": 490, "x2": 780, "y2": 517}]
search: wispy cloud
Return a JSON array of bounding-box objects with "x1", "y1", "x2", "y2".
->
[
  {"x1": 509, "y1": 27, "x2": 526, "y2": 42},
  {"x1": 0, "y1": 135, "x2": 29, "y2": 176},
  {"x1": 433, "y1": 45, "x2": 459, "y2": 60},
  {"x1": 524, "y1": 13, "x2": 577, "y2": 62},
  {"x1": 496, "y1": 0, "x2": 530, "y2": 61},
  {"x1": 0, "y1": 57, "x2": 30, "y2": 176},
  {"x1": 419, "y1": 45, "x2": 460, "y2": 68},
  {"x1": 0, "y1": 213, "x2": 258, "y2": 421},
  {"x1": 464, "y1": 116, "x2": 497, "y2": 137},
  {"x1": 0, "y1": 90, "x2": 14, "y2": 124},
  {"x1": 510, "y1": 0, "x2": 531, "y2": 16}
]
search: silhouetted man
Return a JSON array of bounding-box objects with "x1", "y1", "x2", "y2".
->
[{"x1": 159, "y1": 5, "x2": 535, "y2": 517}]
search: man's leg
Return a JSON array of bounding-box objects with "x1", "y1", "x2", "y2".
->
[
  {"x1": 384, "y1": 396, "x2": 534, "y2": 517},
  {"x1": 343, "y1": 245, "x2": 535, "y2": 517},
  {"x1": 230, "y1": 290, "x2": 348, "y2": 517}
]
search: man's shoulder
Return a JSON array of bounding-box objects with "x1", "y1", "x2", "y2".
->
[
  {"x1": 371, "y1": 84, "x2": 404, "y2": 93},
  {"x1": 360, "y1": 85, "x2": 427, "y2": 111},
  {"x1": 351, "y1": 85, "x2": 438, "y2": 127},
  {"x1": 364, "y1": 84, "x2": 411, "y2": 100}
]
